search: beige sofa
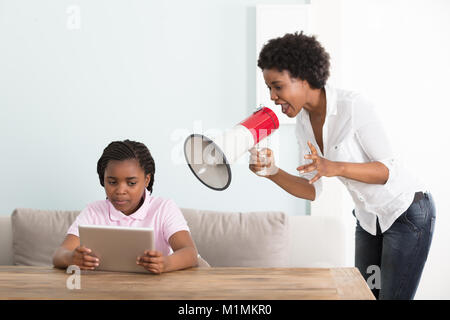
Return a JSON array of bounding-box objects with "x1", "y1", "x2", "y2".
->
[{"x1": 0, "y1": 208, "x2": 349, "y2": 268}]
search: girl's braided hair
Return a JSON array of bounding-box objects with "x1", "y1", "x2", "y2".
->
[{"x1": 96, "y1": 139, "x2": 155, "y2": 193}]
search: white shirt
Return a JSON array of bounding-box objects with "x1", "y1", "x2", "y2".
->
[{"x1": 295, "y1": 84, "x2": 425, "y2": 235}]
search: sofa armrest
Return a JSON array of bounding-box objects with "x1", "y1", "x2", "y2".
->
[
  {"x1": 0, "y1": 216, "x2": 13, "y2": 265},
  {"x1": 288, "y1": 215, "x2": 350, "y2": 268}
]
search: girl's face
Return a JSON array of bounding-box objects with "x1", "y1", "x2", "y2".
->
[
  {"x1": 262, "y1": 68, "x2": 310, "y2": 118},
  {"x1": 103, "y1": 159, "x2": 151, "y2": 215}
]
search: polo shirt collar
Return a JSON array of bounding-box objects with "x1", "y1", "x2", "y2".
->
[{"x1": 108, "y1": 189, "x2": 150, "y2": 222}]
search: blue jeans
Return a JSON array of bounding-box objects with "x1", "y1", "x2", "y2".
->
[{"x1": 354, "y1": 192, "x2": 436, "y2": 300}]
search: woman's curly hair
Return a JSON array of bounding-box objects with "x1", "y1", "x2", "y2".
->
[{"x1": 257, "y1": 31, "x2": 330, "y2": 89}]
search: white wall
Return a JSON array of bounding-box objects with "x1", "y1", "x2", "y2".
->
[
  {"x1": 0, "y1": 0, "x2": 309, "y2": 216},
  {"x1": 311, "y1": 0, "x2": 450, "y2": 299},
  {"x1": 2, "y1": 0, "x2": 448, "y2": 299}
]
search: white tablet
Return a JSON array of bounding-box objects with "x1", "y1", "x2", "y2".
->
[{"x1": 78, "y1": 224, "x2": 155, "y2": 273}]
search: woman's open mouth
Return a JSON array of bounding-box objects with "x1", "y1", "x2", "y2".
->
[{"x1": 281, "y1": 103, "x2": 291, "y2": 114}]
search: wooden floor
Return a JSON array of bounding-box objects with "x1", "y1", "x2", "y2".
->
[{"x1": 0, "y1": 266, "x2": 375, "y2": 300}]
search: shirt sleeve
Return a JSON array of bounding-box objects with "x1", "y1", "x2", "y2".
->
[
  {"x1": 162, "y1": 199, "x2": 190, "y2": 244},
  {"x1": 66, "y1": 206, "x2": 93, "y2": 237},
  {"x1": 352, "y1": 94, "x2": 396, "y2": 184}
]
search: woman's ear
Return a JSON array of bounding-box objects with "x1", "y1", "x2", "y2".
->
[{"x1": 302, "y1": 79, "x2": 312, "y2": 89}]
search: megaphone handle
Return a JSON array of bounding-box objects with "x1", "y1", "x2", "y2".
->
[{"x1": 254, "y1": 137, "x2": 270, "y2": 176}]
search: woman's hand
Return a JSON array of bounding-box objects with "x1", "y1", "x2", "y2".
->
[
  {"x1": 70, "y1": 246, "x2": 99, "y2": 270},
  {"x1": 297, "y1": 141, "x2": 341, "y2": 184},
  {"x1": 249, "y1": 147, "x2": 279, "y2": 177},
  {"x1": 137, "y1": 250, "x2": 167, "y2": 274}
]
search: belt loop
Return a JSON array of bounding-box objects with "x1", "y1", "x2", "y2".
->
[{"x1": 414, "y1": 191, "x2": 424, "y2": 202}]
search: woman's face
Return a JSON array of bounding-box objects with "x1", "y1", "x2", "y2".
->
[
  {"x1": 103, "y1": 159, "x2": 151, "y2": 215},
  {"x1": 262, "y1": 68, "x2": 309, "y2": 118}
]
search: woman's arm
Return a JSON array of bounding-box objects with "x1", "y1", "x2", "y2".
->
[
  {"x1": 267, "y1": 168, "x2": 317, "y2": 200},
  {"x1": 249, "y1": 147, "x2": 317, "y2": 201},
  {"x1": 333, "y1": 161, "x2": 388, "y2": 184},
  {"x1": 298, "y1": 141, "x2": 389, "y2": 185},
  {"x1": 137, "y1": 230, "x2": 198, "y2": 274}
]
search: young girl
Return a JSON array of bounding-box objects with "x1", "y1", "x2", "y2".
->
[{"x1": 53, "y1": 139, "x2": 198, "y2": 274}]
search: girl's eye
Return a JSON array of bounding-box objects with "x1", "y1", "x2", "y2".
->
[
  {"x1": 275, "y1": 86, "x2": 281, "y2": 90},
  {"x1": 107, "y1": 181, "x2": 136, "y2": 186}
]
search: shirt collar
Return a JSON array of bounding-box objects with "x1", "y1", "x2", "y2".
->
[
  {"x1": 297, "y1": 83, "x2": 337, "y2": 122},
  {"x1": 108, "y1": 189, "x2": 150, "y2": 222},
  {"x1": 324, "y1": 83, "x2": 338, "y2": 116}
]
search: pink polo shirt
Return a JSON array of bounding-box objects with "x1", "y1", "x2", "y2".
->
[{"x1": 67, "y1": 190, "x2": 190, "y2": 256}]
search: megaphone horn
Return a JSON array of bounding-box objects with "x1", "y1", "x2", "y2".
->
[{"x1": 184, "y1": 107, "x2": 280, "y2": 190}]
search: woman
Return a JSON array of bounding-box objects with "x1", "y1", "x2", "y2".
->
[{"x1": 249, "y1": 31, "x2": 436, "y2": 300}]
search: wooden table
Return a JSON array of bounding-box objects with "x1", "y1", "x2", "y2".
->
[{"x1": 0, "y1": 266, "x2": 375, "y2": 300}]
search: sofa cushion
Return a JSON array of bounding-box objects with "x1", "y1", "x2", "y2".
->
[
  {"x1": 181, "y1": 209, "x2": 289, "y2": 267},
  {"x1": 11, "y1": 208, "x2": 81, "y2": 266},
  {"x1": 11, "y1": 208, "x2": 289, "y2": 268}
]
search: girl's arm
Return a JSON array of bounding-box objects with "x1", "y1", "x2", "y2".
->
[
  {"x1": 137, "y1": 230, "x2": 198, "y2": 273},
  {"x1": 53, "y1": 234, "x2": 99, "y2": 270},
  {"x1": 166, "y1": 230, "x2": 198, "y2": 272}
]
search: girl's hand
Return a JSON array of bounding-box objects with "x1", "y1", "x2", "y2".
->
[
  {"x1": 70, "y1": 246, "x2": 99, "y2": 270},
  {"x1": 249, "y1": 147, "x2": 279, "y2": 177},
  {"x1": 137, "y1": 250, "x2": 167, "y2": 274},
  {"x1": 297, "y1": 141, "x2": 341, "y2": 184}
]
